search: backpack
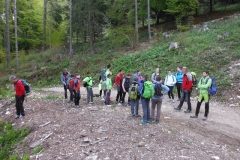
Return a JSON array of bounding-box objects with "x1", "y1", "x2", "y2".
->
[
  {"x1": 101, "y1": 69, "x2": 106, "y2": 81},
  {"x1": 191, "y1": 72, "x2": 197, "y2": 87},
  {"x1": 154, "y1": 83, "x2": 163, "y2": 96},
  {"x1": 120, "y1": 77, "x2": 130, "y2": 89},
  {"x1": 20, "y1": 79, "x2": 30, "y2": 93},
  {"x1": 69, "y1": 79, "x2": 75, "y2": 90},
  {"x1": 141, "y1": 81, "x2": 155, "y2": 99},
  {"x1": 130, "y1": 84, "x2": 139, "y2": 100},
  {"x1": 202, "y1": 76, "x2": 217, "y2": 95}
]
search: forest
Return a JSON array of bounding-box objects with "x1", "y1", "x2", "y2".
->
[{"x1": 1, "y1": 0, "x2": 240, "y2": 67}]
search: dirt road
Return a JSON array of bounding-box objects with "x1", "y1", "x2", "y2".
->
[{"x1": 0, "y1": 87, "x2": 240, "y2": 160}]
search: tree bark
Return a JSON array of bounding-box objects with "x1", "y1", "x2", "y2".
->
[
  {"x1": 69, "y1": 0, "x2": 73, "y2": 54},
  {"x1": 5, "y1": 0, "x2": 10, "y2": 66},
  {"x1": 135, "y1": 0, "x2": 139, "y2": 46},
  {"x1": 14, "y1": 0, "x2": 18, "y2": 68},
  {"x1": 43, "y1": 0, "x2": 47, "y2": 52},
  {"x1": 147, "y1": 0, "x2": 151, "y2": 39},
  {"x1": 210, "y1": 0, "x2": 213, "y2": 13},
  {"x1": 89, "y1": 1, "x2": 94, "y2": 55}
]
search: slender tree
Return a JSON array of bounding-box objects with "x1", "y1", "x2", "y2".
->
[
  {"x1": 147, "y1": 0, "x2": 151, "y2": 39},
  {"x1": 135, "y1": 0, "x2": 139, "y2": 45},
  {"x1": 43, "y1": 0, "x2": 47, "y2": 51},
  {"x1": 14, "y1": 0, "x2": 18, "y2": 68},
  {"x1": 69, "y1": 0, "x2": 73, "y2": 54},
  {"x1": 5, "y1": 0, "x2": 10, "y2": 66}
]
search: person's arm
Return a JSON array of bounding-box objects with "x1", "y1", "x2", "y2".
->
[
  {"x1": 164, "y1": 76, "x2": 167, "y2": 85},
  {"x1": 173, "y1": 75, "x2": 177, "y2": 84},
  {"x1": 161, "y1": 84, "x2": 170, "y2": 95},
  {"x1": 138, "y1": 82, "x2": 143, "y2": 95},
  {"x1": 186, "y1": 73, "x2": 193, "y2": 91},
  {"x1": 122, "y1": 78, "x2": 126, "y2": 92},
  {"x1": 61, "y1": 75, "x2": 66, "y2": 85},
  {"x1": 199, "y1": 78, "x2": 212, "y2": 89}
]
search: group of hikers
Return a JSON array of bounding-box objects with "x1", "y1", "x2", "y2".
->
[{"x1": 8, "y1": 64, "x2": 216, "y2": 124}]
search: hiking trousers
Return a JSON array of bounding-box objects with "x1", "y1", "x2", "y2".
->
[
  {"x1": 131, "y1": 99, "x2": 139, "y2": 115},
  {"x1": 15, "y1": 95, "x2": 25, "y2": 116},
  {"x1": 141, "y1": 98, "x2": 150, "y2": 122},
  {"x1": 195, "y1": 95, "x2": 210, "y2": 117},
  {"x1": 74, "y1": 90, "x2": 81, "y2": 105},
  {"x1": 105, "y1": 90, "x2": 111, "y2": 105},
  {"x1": 86, "y1": 87, "x2": 93, "y2": 103},
  {"x1": 116, "y1": 85, "x2": 122, "y2": 102},
  {"x1": 176, "y1": 83, "x2": 182, "y2": 99},
  {"x1": 151, "y1": 98, "x2": 162, "y2": 121},
  {"x1": 121, "y1": 89, "x2": 130, "y2": 103},
  {"x1": 69, "y1": 90, "x2": 74, "y2": 101},
  {"x1": 178, "y1": 90, "x2": 192, "y2": 111},
  {"x1": 63, "y1": 85, "x2": 70, "y2": 99},
  {"x1": 167, "y1": 86, "x2": 174, "y2": 99}
]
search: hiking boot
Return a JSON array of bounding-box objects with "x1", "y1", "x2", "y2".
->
[
  {"x1": 190, "y1": 115, "x2": 198, "y2": 118},
  {"x1": 101, "y1": 98, "x2": 105, "y2": 101},
  {"x1": 122, "y1": 102, "x2": 127, "y2": 106},
  {"x1": 117, "y1": 103, "x2": 122, "y2": 106},
  {"x1": 132, "y1": 114, "x2": 135, "y2": 117},
  {"x1": 89, "y1": 101, "x2": 94, "y2": 104},
  {"x1": 184, "y1": 109, "x2": 191, "y2": 113},
  {"x1": 15, "y1": 115, "x2": 20, "y2": 119},
  {"x1": 106, "y1": 105, "x2": 111, "y2": 107},
  {"x1": 177, "y1": 99, "x2": 180, "y2": 101},
  {"x1": 155, "y1": 119, "x2": 160, "y2": 123},
  {"x1": 140, "y1": 120, "x2": 148, "y2": 125},
  {"x1": 172, "y1": 99, "x2": 175, "y2": 103},
  {"x1": 202, "y1": 116, "x2": 208, "y2": 121},
  {"x1": 174, "y1": 107, "x2": 181, "y2": 111},
  {"x1": 75, "y1": 105, "x2": 80, "y2": 108},
  {"x1": 167, "y1": 99, "x2": 172, "y2": 102},
  {"x1": 135, "y1": 114, "x2": 141, "y2": 117}
]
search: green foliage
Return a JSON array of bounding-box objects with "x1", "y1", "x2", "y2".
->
[
  {"x1": 23, "y1": 154, "x2": 30, "y2": 160},
  {"x1": 33, "y1": 146, "x2": 44, "y2": 154},
  {"x1": 0, "y1": 122, "x2": 30, "y2": 160},
  {"x1": 0, "y1": 47, "x2": 5, "y2": 64},
  {"x1": 45, "y1": 95, "x2": 59, "y2": 100}
]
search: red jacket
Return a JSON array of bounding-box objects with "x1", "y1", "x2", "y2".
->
[
  {"x1": 69, "y1": 79, "x2": 75, "y2": 91},
  {"x1": 182, "y1": 72, "x2": 193, "y2": 91},
  {"x1": 15, "y1": 80, "x2": 25, "y2": 97},
  {"x1": 74, "y1": 79, "x2": 80, "y2": 90},
  {"x1": 115, "y1": 74, "x2": 124, "y2": 86}
]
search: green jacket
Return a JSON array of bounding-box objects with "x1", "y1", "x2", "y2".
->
[
  {"x1": 106, "y1": 78, "x2": 112, "y2": 90},
  {"x1": 83, "y1": 77, "x2": 93, "y2": 88},
  {"x1": 198, "y1": 76, "x2": 212, "y2": 94}
]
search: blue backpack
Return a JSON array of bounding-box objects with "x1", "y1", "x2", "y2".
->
[
  {"x1": 20, "y1": 79, "x2": 30, "y2": 93},
  {"x1": 206, "y1": 76, "x2": 217, "y2": 95}
]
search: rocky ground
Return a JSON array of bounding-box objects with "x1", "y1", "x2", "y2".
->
[{"x1": 0, "y1": 87, "x2": 240, "y2": 160}]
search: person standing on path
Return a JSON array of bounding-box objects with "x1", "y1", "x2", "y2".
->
[
  {"x1": 83, "y1": 72, "x2": 94, "y2": 104},
  {"x1": 115, "y1": 69, "x2": 124, "y2": 105},
  {"x1": 105, "y1": 74, "x2": 113, "y2": 106},
  {"x1": 176, "y1": 66, "x2": 183, "y2": 101},
  {"x1": 151, "y1": 76, "x2": 169, "y2": 123},
  {"x1": 164, "y1": 70, "x2": 177, "y2": 103},
  {"x1": 121, "y1": 74, "x2": 131, "y2": 106},
  {"x1": 9, "y1": 75, "x2": 25, "y2": 119},
  {"x1": 61, "y1": 68, "x2": 71, "y2": 100},
  {"x1": 73, "y1": 74, "x2": 81, "y2": 108},
  {"x1": 174, "y1": 67, "x2": 193, "y2": 113},
  {"x1": 151, "y1": 67, "x2": 160, "y2": 83},
  {"x1": 190, "y1": 70, "x2": 212, "y2": 121}
]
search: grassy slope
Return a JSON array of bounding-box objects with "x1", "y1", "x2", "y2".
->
[{"x1": 0, "y1": 14, "x2": 240, "y2": 98}]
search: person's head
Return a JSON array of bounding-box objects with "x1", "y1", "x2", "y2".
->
[
  {"x1": 71, "y1": 74, "x2": 75, "y2": 78},
  {"x1": 155, "y1": 67, "x2": 159, "y2": 73},
  {"x1": 202, "y1": 70, "x2": 209, "y2": 77},
  {"x1": 168, "y1": 70, "x2": 172, "y2": 75},
  {"x1": 182, "y1": 66, "x2": 188, "y2": 74},
  {"x1": 137, "y1": 70, "x2": 141, "y2": 74},
  {"x1": 87, "y1": 71, "x2": 91, "y2": 76},
  {"x1": 119, "y1": 69, "x2": 124, "y2": 74},
  {"x1": 63, "y1": 68, "x2": 68, "y2": 74},
  {"x1": 107, "y1": 64, "x2": 112, "y2": 70},
  {"x1": 126, "y1": 74, "x2": 132, "y2": 78},
  {"x1": 156, "y1": 76, "x2": 161, "y2": 82},
  {"x1": 9, "y1": 75, "x2": 17, "y2": 83},
  {"x1": 75, "y1": 74, "x2": 80, "y2": 79},
  {"x1": 107, "y1": 74, "x2": 111, "y2": 78},
  {"x1": 142, "y1": 75, "x2": 148, "y2": 81},
  {"x1": 134, "y1": 77, "x2": 138, "y2": 82},
  {"x1": 177, "y1": 66, "x2": 182, "y2": 72}
]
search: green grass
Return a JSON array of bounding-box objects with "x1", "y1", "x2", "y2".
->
[
  {"x1": 44, "y1": 95, "x2": 59, "y2": 100},
  {"x1": 0, "y1": 121, "x2": 30, "y2": 160}
]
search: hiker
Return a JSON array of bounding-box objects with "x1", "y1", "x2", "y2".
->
[
  {"x1": 83, "y1": 72, "x2": 94, "y2": 104},
  {"x1": 139, "y1": 75, "x2": 154, "y2": 124},
  {"x1": 121, "y1": 74, "x2": 131, "y2": 106},
  {"x1": 115, "y1": 69, "x2": 124, "y2": 105},
  {"x1": 101, "y1": 64, "x2": 112, "y2": 100},
  {"x1": 98, "y1": 75, "x2": 103, "y2": 99},
  {"x1": 132, "y1": 70, "x2": 142, "y2": 82},
  {"x1": 151, "y1": 67, "x2": 160, "y2": 83},
  {"x1": 74, "y1": 74, "x2": 81, "y2": 108},
  {"x1": 61, "y1": 68, "x2": 71, "y2": 100},
  {"x1": 130, "y1": 77, "x2": 141, "y2": 117},
  {"x1": 68, "y1": 74, "x2": 75, "y2": 103},
  {"x1": 105, "y1": 74, "x2": 112, "y2": 106},
  {"x1": 176, "y1": 66, "x2": 183, "y2": 101},
  {"x1": 174, "y1": 67, "x2": 193, "y2": 113},
  {"x1": 164, "y1": 70, "x2": 177, "y2": 103},
  {"x1": 9, "y1": 75, "x2": 25, "y2": 119},
  {"x1": 190, "y1": 70, "x2": 212, "y2": 121},
  {"x1": 151, "y1": 76, "x2": 169, "y2": 123}
]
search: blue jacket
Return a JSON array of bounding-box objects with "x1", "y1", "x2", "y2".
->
[
  {"x1": 61, "y1": 72, "x2": 71, "y2": 85},
  {"x1": 138, "y1": 80, "x2": 145, "y2": 97},
  {"x1": 132, "y1": 73, "x2": 142, "y2": 82},
  {"x1": 176, "y1": 71, "x2": 183, "y2": 83},
  {"x1": 151, "y1": 82, "x2": 169, "y2": 100}
]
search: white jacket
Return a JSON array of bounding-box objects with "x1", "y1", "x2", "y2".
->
[{"x1": 164, "y1": 74, "x2": 176, "y2": 86}]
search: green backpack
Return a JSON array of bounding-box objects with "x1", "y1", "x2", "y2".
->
[
  {"x1": 130, "y1": 84, "x2": 138, "y2": 100},
  {"x1": 142, "y1": 81, "x2": 155, "y2": 98}
]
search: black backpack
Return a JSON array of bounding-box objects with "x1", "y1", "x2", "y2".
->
[
  {"x1": 120, "y1": 77, "x2": 130, "y2": 90},
  {"x1": 154, "y1": 83, "x2": 162, "y2": 96}
]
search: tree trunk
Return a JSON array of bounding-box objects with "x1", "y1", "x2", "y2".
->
[
  {"x1": 43, "y1": 0, "x2": 47, "y2": 52},
  {"x1": 195, "y1": 8, "x2": 198, "y2": 16},
  {"x1": 49, "y1": 4, "x2": 52, "y2": 49},
  {"x1": 14, "y1": 0, "x2": 18, "y2": 68},
  {"x1": 142, "y1": 18, "x2": 144, "y2": 28},
  {"x1": 69, "y1": 0, "x2": 73, "y2": 54},
  {"x1": 135, "y1": 0, "x2": 139, "y2": 46},
  {"x1": 5, "y1": 0, "x2": 10, "y2": 66},
  {"x1": 210, "y1": 0, "x2": 213, "y2": 13},
  {"x1": 89, "y1": 12, "x2": 94, "y2": 55},
  {"x1": 147, "y1": 0, "x2": 151, "y2": 39}
]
